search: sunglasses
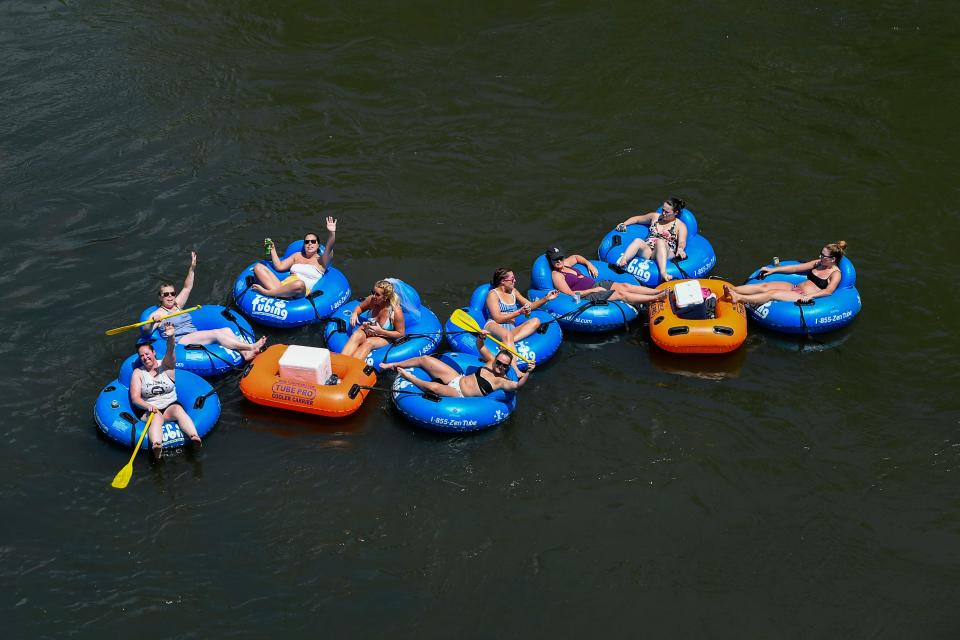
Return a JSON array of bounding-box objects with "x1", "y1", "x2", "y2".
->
[
  {"x1": 159, "y1": 291, "x2": 176, "y2": 297},
  {"x1": 552, "y1": 257, "x2": 565, "y2": 262},
  {"x1": 304, "y1": 238, "x2": 319, "y2": 245},
  {"x1": 494, "y1": 360, "x2": 510, "y2": 369},
  {"x1": 819, "y1": 253, "x2": 834, "y2": 260}
]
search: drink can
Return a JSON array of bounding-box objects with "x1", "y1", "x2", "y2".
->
[
  {"x1": 110, "y1": 399, "x2": 120, "y2": 408},
  {"x1": 572, "y1": 292, "x2": 581, "y2": 304},
  {"x1": 772, "y1": 256, "x2": 780, "y2": 266}
]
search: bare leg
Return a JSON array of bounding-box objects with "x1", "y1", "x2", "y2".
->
[
  {"x1": 654, "y1": 239, "x2": 673, "y2": 282},
  {"x1": 396, "y1": 368, "x2": 461, "y2": 397},
  {"x1": 609, "y1": 284, "x2": 668, "y2": 305},
  {"x1": 340, "y1": 331, "x2": 367, "y2": 357},
  {"x1": 166, "y1": 404, "x2": 200, "y2": 443},
  {"x1": 483, "y1": 320, "x2": 517, "y2": 350},
  {"x1": 730, "y1": 281, "x2": 794, "y2": 296},
  {"x1": 148, "y1": 415, "x2": 163, "y2": 456},
  {"x1": 251, "y1": 277, "x2": 306, "y2": 298},
  {"x1": 381, "y1": 356, "x2": 458, "y2": 383},
  {"x1": 355, "y1": 337, "x2": 389, "y2": 362},
  {"x1": 724, "y1": 284, "x2": 803, "y2": 306},
  {"x1": 508, "y1": 317, "x2": 541, "y2": 343},
  {"x1": 253, "y1": 263, "x2": 282, "y2": 289},
  {"x1": 619, "y1": 282, "x2": 662, "y2": 296}
]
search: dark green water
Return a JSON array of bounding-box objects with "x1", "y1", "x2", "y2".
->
[{"x1": 2, "y1": 1, "x2": 959, "y2": 637}]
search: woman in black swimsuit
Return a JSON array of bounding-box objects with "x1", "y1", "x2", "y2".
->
[
  {"x1": 724, "y1": 241, "x2": 847, "y2": 305},
  {"x1": 380, "y1": 331, "x2": 534, "y2": 398}
]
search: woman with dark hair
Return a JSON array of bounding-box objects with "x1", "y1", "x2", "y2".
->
[
  {"x1": 130, "y1": 322, "x2": 200, "y2": 460},
  {"x1": 483, "y1": 267, "x2": 558, "y2": 349},
  {"x1": 381, "y1": 332, "x2": 533, "y2": 398},
  {"x1": 724, "y1": 241, "x2": 848, "y2": 305},
  {"x1": 341, "y1": 279, "x2": 407, "y2": 362},
  {"x1": 251, "y1": 216, "x2": 337, "y2": 298},
  {"x1": 547, "y1": 247, "x2": 666, "y2": 305},
  {"x1": 613, "y1": 197, "x2": 689, "y2": 282}
]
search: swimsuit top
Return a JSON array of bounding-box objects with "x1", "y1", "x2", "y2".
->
[
  {"x1": 561, "y1": 269, "x2": 596, "y2": 292},
  {"x1": 474, "y1": 369, "x2": 495, "y2": 397},
  {"x1": 649, "y1": 215, "x2": 679, "y2": 249},
  {"x1": 493, "y1": 290, "x2": 520, "y2": 323},
  {"x1": 806, "y1": 269, "x2": 834, "y2": 290},
  {"x1": 159, "y1": 307, "x2": 197, "y2": 337}
]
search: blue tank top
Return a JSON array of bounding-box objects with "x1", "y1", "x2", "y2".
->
[
  {"x1": 163, "y1": 310, "x2": 197, "y2": 337},
  {"x1": 494, "y1": 291, "x2": 520, "y2": 327}
]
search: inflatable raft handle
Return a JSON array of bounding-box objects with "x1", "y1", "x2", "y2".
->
[
  {"x1": 351, "y1": 383, "x2": 441, "y2": 403},
  {"x1": 795, "y1": 299, "x2": 815, "y2": 306}
]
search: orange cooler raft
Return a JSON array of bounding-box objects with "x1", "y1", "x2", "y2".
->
[
  {"x1": 648, "y1": 279, "x2": 747, "y2": 354},
  {"x1": 240, "y1": 344, "x2": 376, "y2": 417}
]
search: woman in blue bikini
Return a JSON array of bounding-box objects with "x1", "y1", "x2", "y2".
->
[{"x1": 341, "y1": 279, "x2": 407, "y2": 362}]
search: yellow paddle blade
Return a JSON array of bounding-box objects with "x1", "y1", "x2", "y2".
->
[
  {"x1": 450, "y1": 308, "x2": 482, "y2": 334},
  {"x1": 111, "y1": 413, "x2": 154, "y2": 489},
  {"x1": 449, "y1": 309, "x2": 534, "y2": 365},
  {"x1": 105, "y1": 305, "x2": 202, "y2": 336}
]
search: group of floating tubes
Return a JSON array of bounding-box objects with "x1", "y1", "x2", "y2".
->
[{"x1": 97, "y1": 206, "x2": 863, "y2": 443}]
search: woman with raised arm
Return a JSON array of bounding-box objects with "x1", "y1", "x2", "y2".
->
[
  {"x1": 252, "y1": 216, "x2": 337, "y2": 298},
  {"x1": 129, "y1": 322, "x2": 201, "y2": 460},
  {"x1": 147, "y1": 252, "x2": 265, "y2": 360}
]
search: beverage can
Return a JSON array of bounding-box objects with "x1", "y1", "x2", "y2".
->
[
  {"x1": 572, "y1": 292, "x2": 581, "y2": 304},
  {"x1": 110, "y1": 400, "x2": 119, "y2": 408},
  {"x1": 772, "y1": 256, "x2": 780, "y2": 266}
]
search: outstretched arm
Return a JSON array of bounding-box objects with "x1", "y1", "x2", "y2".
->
[
  {"x1": 176, "y1": 252, "x2": 196, "y2": 308},
  {"x1": 160, "y1": 323, "x2": 177, "y2": 371},
  {"x1": 760, "y1": 259, "x2": 818, "y2": 277},
  {"x1": 320, "y1": 217, "x2": 337, "y2": 269},
  {"x1": 616, "y1": 212, "x2": 657, "y2": 230}
]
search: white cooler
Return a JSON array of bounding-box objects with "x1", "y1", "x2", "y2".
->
[
  {"x1": 278, "y1": 345, "x2": 332, "y2": 385},
  {"x1": 673, "y1": 280, "x2": 704, "y2": 308}
]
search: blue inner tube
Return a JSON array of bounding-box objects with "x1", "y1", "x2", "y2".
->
[
  {"x1": 743, "y1": 258, "x2": 862, "y2": 334},
  {"x1": 93, "y1": 365, "x2": 221, "y2": 451},
  {"x1": 323, "y1": 280, "x2": 442, "y2": 371},
  {"x1": 444, "y1": 284, "x2": 563, "y2": 367},
  {"x1": 391, "y1": 352, "x2": 517, "y2": 433},
  {"x1": 232, "y1": 240, "x2": 351, "y2": 328},
  {"x1": 124, "y1": 305, "x2": 256, "y2": 378},
  {"x1": 596, "y1": 208, "x2": 717, "y2": 286},
  {"x1": 528, "y1": 255, "x2": 639, "y2": 332}
]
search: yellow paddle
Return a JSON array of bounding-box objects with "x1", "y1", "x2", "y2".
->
[
  {"x1": 450, "y1": 309, "x2": 534, "y2": 365},
  {"x1": 111, "y1": 413, "x2": 155, "y2": 489},
  {"x1": 105, "y1": 305, "x2": 201, "y2": 336}
]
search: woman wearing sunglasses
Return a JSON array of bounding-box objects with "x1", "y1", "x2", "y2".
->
[
  {"x1": 341, "y1": 279, "x2": 406, "y2": 362},
  {"x1": 251, "y1": 216, "x2": 337, "y2": 298},
  {"x1": 484, "y1": 267, "x2": 558, "y2": 350},
  {"x1": 547, "y1": 247, "x2": 666, "y2": 305},
  {"x1": 723, "y1": 241, "x2": 847, "y2": 305},
  {"x1": 147, "y1": 252, "x2": 266, "y2": 360},
  {"x1": 381, "y1": 331, "x2": 532, "y2": 398}
]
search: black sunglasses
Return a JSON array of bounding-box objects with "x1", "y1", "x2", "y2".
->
[
  {"x1": 159, "y1": 291, "x2": 176, "y2": 297},
  {"x1": 494, "y1": 360, "x2": 510, "y2": 368},
  {"x1": 304, "y1": 238, "x2": 319, "y2": 244}
]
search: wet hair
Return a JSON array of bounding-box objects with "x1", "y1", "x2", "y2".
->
[
  {"x1": 823, "y1": 240, "x2": 848, "y2": 261},
  {"x1": 490, "y1": 267, "x2": 514, "y2": 288},
  {"x1": 157, "y1": 282, "x2": 176, "y2": 295},
  {"x1": 664, "y1": 197, "x2": 686, "y2": 214},
  {"x1": 495, "y1": 348, "x2": 514, "y2": 363},
  {"x1": 373, "y1": 279, "x2": 399, "y2": 308}
]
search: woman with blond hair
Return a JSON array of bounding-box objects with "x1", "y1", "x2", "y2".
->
[{"x1": 341, "y1": 279, "x2": 406, "y2": 362}]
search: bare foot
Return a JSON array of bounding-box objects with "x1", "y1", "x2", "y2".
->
[
  {"x1": 662, "y1": 273, "x2": 674, "y2": 282},
  {"x1": 396, "y1": 367, "x2": 415, "y2": 382},
  {"x1": 152, "y1": 442, "x2": 163, "y2": 461},
  {"x1": 616, "y1": 256, "x2": 628, "y2": 268},
  {"x1": 251, "y1": 284, "x2": 267, "y2": 295},
  {"x1": 380, "y1": 362, "x2": 397, "y2": 371},
  {"x1": 723, "y1": 285, "x2": 741, "y2": 304},
  {"x1": 656, "y1": 290, "x2": 669, "y2": 300}
]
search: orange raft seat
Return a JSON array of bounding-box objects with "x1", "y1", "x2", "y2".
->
[
  {"x1": 239, "y1": 344, "x2": 377, "y2": 417},
  {"x1": 648, "y1": 279, "x2": 747, "y2": 354}
]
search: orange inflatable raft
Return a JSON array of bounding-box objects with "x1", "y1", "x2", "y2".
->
[
  {"x1": 240, "y1": 344, "x2": 377, "y2": 417},
  {"x1": 648, "y1": 279, "x2": 747, "y2": 354}
]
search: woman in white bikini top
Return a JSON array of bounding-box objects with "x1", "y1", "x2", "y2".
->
[{"x1": 251, "y1": 216, "x2": 338, "y2": 298}]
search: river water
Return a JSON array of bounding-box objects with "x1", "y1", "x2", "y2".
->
[{"x1": 3, "y1": 1, "x2": 959, "y2": 637}]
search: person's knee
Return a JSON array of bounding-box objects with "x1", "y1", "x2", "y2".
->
[
  {"x1": 530, "y1": 317, "x2": 541, "y2": 328},
  {"x1": 293, "y1": 281, "x2": 306, "y2": 295}
]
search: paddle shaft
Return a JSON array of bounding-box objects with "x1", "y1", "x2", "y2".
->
[
  {"x1": 449, "y1": 310, "x2": 533, "y2": 365},
  {"x1": 105, "y1": 305, "x2": 201, "y2": 336}
]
